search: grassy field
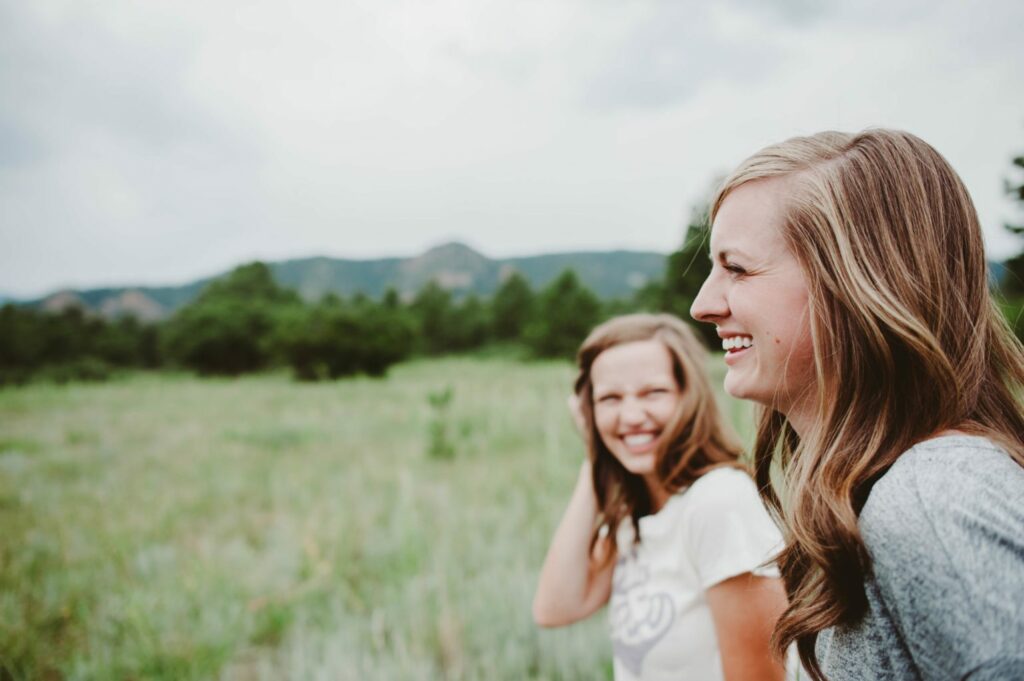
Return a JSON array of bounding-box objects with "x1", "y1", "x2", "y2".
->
[{"x1": 0, "y1": 356, "x2": 754, "y2": 680}]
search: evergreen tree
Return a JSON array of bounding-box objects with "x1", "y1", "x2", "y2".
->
[
  {"x1": 410, "y1": 281, "x2": 454, "y2": 355},
  {"x1": 491, "y1": 272, "x2": 535, "y2": 340},
  {"x1": 999, "y1": 147, "x2": 1024, "y2": 340},
  {"x1": 1002, "y1": 152, "x2": 1024, "y2": 296},
  {"x1": 448, "y1": 294, "x2": 489, "y2": 351},
  {"x1": 1006, "y1": 153, "x2": 1024, "y2": 235},
  {"x1": 629, "y1": 279, "x2": 665, "y2": 314},
  {"x1": 628, "y1": 192, "x2": 721, "y2": 348},
  {"x1": 382, "y1": 287, "x2": 402, "y2": 310},
  {"x1": 408, "y1": 282, "x2": 491, "y2": 354},
  {"x1": 659, "y1": 204, "x2": 719, "y2": 347},
  {"x1": 273, "y1": 295, "x2": 414, "y2": 380},
  {"x1": 357, "y1": 302, "x2": 416, "y2": 376},
  {"x1": 525, "y1": 269, "x2": 601, "y2": 359},
  {"x1": 0, "y1": 304, "x2": 159, "y2": 384},
  {"x1": 162, "y1": 261, "x2": 299, "y2": 375},
  {"x1": 196, "y1": 262, "x2": 298, "y2": 305}
]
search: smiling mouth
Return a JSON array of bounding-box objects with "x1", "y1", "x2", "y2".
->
[
  {"x1": 721, "y1": 336, "x2": 753, "y2": 353},
  {"x1": 621, "y1": 432, "x2": 658, "y2": 453}
]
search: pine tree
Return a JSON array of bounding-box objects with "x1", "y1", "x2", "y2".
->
[
  {"x1": 491, "y1": 272, "x2": 535, "y2": 340},
  {"x1": 161, "y1": 261, "x2": 299, "y2": 375},
  {"x1": 525, "y1": 270, "x2": 602, "y2": 359},
  {"x1": 659, "y1": 204, "x2": 719, "y2": 348},
  {"x1": 1002, "y1": 153, "x2": 1024, "y2": 296}
]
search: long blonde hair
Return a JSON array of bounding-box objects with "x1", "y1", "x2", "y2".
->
[
  {"x1": 711, "y1": 129, "x2": 1024, "y2": 679},
  {"x1": 574, "y1": 313, "x2": 744, "y2": 563}
]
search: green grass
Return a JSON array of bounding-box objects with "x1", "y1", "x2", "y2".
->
[{"x1": 0, "y1": 356, "x2": 753, "y2": 680}]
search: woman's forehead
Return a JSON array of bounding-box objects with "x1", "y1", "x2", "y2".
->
[
  {"x1": 591, "y1": 340, "x2": 676, "y2": 386},
  {"x1": 710, "y1": 180, "x2": 791, "y2": 257}
]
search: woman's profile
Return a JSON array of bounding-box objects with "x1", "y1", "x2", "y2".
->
[
  {"x1": 532, "y1": 313, "x2": 789, "y2": 681},
  {"x1": 691, "y1": 129, "x2": 1024, "y2": 680}
]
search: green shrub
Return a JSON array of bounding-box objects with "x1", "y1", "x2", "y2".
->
[
  {"x1": 33, "y1": 357, "x2": 115, "y2": 384},
  {"x1": 999, "y1": 296, "x2": 1024, "y2": 342},
  {"x1": 161, "y1": 262, "x2": 299, "y2": 376},
  {"x1": 274, "y1": 297, "x2": 415, "y2": 381}
]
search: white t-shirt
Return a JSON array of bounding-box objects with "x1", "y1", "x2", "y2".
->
[{"x1": 609, "y1": 467, "x2": 783, "y2": 681}]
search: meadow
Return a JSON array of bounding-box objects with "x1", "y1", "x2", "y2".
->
[{"x1": 0, "y1": 356, "x2": 753, "y2": 680}]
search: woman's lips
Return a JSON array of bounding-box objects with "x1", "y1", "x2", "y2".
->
[
  {"x1": 621, "y1": 432, "x2": 658, "y2": 454},
  {"x1": 723, "y1": 345, "x2": 752, "y2": 366}
]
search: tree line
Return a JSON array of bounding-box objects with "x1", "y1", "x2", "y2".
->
[
  {"x1": 0, "y1": 265, "x2": 642, "y2": 384},
  {"x1": 0, "y1": 210, "x2": 712, "y2": 386},
  {"x1": 4, "y1": 153, "x2": 1024, "y2": 387}
]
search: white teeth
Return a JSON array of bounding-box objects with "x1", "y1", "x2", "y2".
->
[
  {"x1": 623, "y1": 434, "x2": 654, "y2": 446},
  {"x1": 721, "y1": 336, "x2": 753, "y2": 351}
]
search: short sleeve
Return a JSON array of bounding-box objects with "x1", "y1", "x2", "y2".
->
[
  {"x1": 860, "y1": 443, "x2": 1024, "y2": 680},
  {"x1": 684, "y1": 468, "x2": 784, "y2": 590}
]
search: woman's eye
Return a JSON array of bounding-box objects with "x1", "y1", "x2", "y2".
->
[
  {"x1": 724, "y1": 263, "x2": 746, "y2": 276},
  {"x1": 598, "y1": 395, "x2": 620, "y2": 404}
]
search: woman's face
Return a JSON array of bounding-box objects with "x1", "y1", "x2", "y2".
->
[
  {"x1": 590, "y1": 339, "x2": 681, "y2": 478},
  {"x1": 690, "y1": 178, "x2": 816, "y2": 427}
]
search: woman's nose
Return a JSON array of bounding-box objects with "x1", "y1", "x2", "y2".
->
[
  {"x1": 690, "y1": 275, "x2": 727, "y2": 323},
  {"x1": 620, "y1": 398, "x2": 646, "y2": 425}
]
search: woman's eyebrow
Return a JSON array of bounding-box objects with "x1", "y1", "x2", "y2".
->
[{"x1": 711, "y1": 247, "x2": 752, "y2": 261}]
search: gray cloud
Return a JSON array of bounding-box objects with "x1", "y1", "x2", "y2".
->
[
  {"x1": 0, "y1": 5, "x2": 223, "y2": 162},
  {"x1": 1, "y1": 0, "x2": 1022, "y2": 297},
  {"x1": 578, "y1": 4, "x2": 785, "y2": 111}
]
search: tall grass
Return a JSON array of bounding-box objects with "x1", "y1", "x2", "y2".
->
[{"x1": 0, "y1": 356, "x2": 751, "y2": 680}]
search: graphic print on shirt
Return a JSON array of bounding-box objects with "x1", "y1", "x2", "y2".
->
[{"x1": 610, "y1": 550, "x2": 676, "y2": 677}]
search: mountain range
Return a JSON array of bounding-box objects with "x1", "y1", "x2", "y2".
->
[{"x1": 19, "y1": 242, "x2": 668, "y2": 321}]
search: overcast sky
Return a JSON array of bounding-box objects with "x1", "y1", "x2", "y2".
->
[{"x1": 2, "y1": 0, "x2": 1023, "y2": 298}]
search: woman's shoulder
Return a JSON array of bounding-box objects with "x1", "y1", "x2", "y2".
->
[
  {"x1": 679, "y1": 465, "x2": 783, "y2": 587},
  {"x1": 860, "y1": 434, "x2": 1024, "y2": 565},
  {"x1": 641, "y1": 467, "x2": 761, "y2": 533},
  {"x1": 855, "y1": 436, "x2": 1024, "y2": 671},
  {"x1": 687, "y1": 465, "x2": 758, "y2": 499},
  {"x1": 865, "y1": 435, "x2": 1021, "y2": 517},
  {"x1": 676, "y1": 466, "x2": 771, "y2": 523}
]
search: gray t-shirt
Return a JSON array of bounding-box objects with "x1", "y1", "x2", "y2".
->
[{"x1": 817, "y1": 435, "x2": 1024, "y2": 680}]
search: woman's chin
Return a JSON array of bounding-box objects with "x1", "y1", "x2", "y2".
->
[
  {"x1": 620, "y1": 453, "x2": 656, "y2": 476},
  {"x1": 723, "y1": 373, "x2": 768, "y2": 407}
]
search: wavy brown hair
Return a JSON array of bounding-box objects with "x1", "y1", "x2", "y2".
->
[
  {"x1": 709, "y1": 129, "x2": 1024, "y2": 679},
  {"x1": 573, "y1": 313, "x2": 745, "y2": 564}
]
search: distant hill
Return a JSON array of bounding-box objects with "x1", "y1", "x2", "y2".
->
[{"x1": 22, "y1": 242, "x2": 668, "y2": 321}]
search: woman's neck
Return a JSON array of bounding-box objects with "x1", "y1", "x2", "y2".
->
[{"x1": 782, "y1": 407, "x2": 815, "y2": 441}]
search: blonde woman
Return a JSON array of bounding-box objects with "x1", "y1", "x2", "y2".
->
[
  {"x1": 691, "y1": 129, "x2": 1024, "y2": 680},
  {"x1": 532, "y1": 313, "x2": 788, "y2": 681}
]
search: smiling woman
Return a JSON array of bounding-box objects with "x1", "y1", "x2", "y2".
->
[
  {"x1": 691, "y1": 129, "x2": 1024, "y2": 681},
  {"x1": 532, "y1": 313, "x2": 790, "y2": 681}
]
